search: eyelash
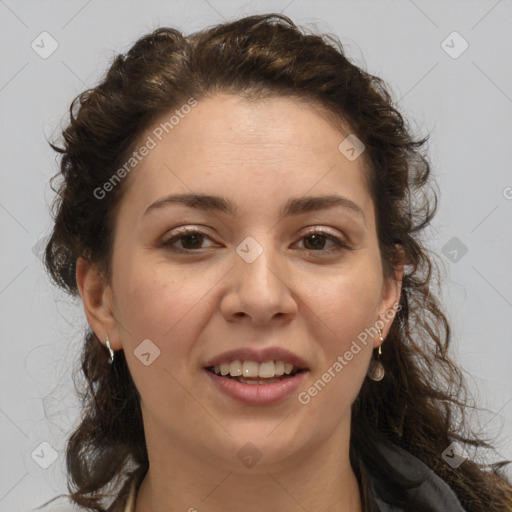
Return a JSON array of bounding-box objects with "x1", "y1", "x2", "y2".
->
[{"x1": 161, "y1": 226, "x2": 348, "y2": 255}]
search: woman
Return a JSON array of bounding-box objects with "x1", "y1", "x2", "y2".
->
[{"x1": 39, "y1": 13, "x2": 512, "y2": 512}]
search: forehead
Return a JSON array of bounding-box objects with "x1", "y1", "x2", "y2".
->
[{"x1": 117, "y1": 94, "x2": 374, "y2": 221}]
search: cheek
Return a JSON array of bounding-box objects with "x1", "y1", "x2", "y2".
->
[
  {"x1": 300, "y1": 261, "x2": 383, "y2": 340},
  {"x1": 111, "y1": 249, "x2": 245, "y2": 403},
  {"x1": 295, "y1": 259, "x2": 382, "y2": 403},
  {"x1": 111, "y1": 256, "x2": 221, "y2": 415},
  {"x1": 297, "y1": 278, "x2": 379, "y2": 418},
  {"x1": 112, "y1": 253, "x2": 218, "y2": 351}
]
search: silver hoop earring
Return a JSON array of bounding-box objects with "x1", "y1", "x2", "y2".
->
[
  {"x1": 106, "y1": 336, "x2": 115, "y2": 365},
  {"x1": 368, "y1": 329, "x2": 385, "y2": 381}
]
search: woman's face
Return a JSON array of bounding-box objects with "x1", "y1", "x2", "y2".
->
[{"x1": 93, "y1": 94, "x2": 400, "y2": 472}]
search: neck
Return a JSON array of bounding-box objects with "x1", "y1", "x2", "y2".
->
[{"x1": 134, "y1": 420, "x2": 362, "y2": 512}]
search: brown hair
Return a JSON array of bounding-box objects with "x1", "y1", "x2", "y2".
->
[{"x1": 44, "y1": 13, "x2": 512, "y2": 511}]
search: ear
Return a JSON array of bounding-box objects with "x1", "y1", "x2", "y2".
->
[
  {"x1": 375, "y1": 244, "x2": 404, "y2": 348},
  {"x1": 76, "y1": 257, "x2": 122, "y2": 351}
]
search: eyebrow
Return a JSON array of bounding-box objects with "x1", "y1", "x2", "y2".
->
[{"x1": 143, "y1": 193, "x2": 365, "y2": 223}]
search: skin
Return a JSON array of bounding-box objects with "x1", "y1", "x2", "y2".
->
[{"x1": 76, "y1": 94, "x2": 402, "y2": 512}]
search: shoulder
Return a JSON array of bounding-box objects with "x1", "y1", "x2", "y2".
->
[{"x1": 374, "y1": 442, "x2": 467, "y2": 512}]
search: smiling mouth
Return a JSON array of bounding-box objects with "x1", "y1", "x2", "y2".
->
[{"x1": 205, "y1": 360, "x2": 305, "y2": 385}]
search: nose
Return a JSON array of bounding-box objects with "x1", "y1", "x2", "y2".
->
[{"x1": 220, "y1": 238, "x2": 298, "y2": 325}]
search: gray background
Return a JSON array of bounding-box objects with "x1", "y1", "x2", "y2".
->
[{"x1": 1, "y1": 0, "x2": 511, "y2": 509}]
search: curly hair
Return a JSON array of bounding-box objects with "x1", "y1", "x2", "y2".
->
[{"x1": 44, "y1": 13, "x2": 512, "y2": 511}]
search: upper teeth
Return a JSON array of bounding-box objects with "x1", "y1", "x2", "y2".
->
[{"x1": 212, "y1": 360, "x2": 298, "y2": 378}]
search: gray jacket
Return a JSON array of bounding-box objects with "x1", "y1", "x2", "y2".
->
[{"x1": 372, "y1": 442, "x2": 467, "y2": 511}]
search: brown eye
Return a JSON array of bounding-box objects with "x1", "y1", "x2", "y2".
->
[
  {"x1": 162, "y1": 228, "x2": 216, "y2": 253},
  {"x1": 295, "y1": 230, "x2": 347, "y2": 252},
  {"x1": 178, "y1": 233, "x2": 205, "y2": 250},
  {"x1": 303, "y1": 233, "x2": 329, "y2": 250}
]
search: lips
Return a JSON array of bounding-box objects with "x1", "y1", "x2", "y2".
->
[
  {"x1": 204, "y1": 365, "x2": 307, "y2": 404},
  {"x1": 202, "y1": 346, "x2": 309, "y2": 403}
]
